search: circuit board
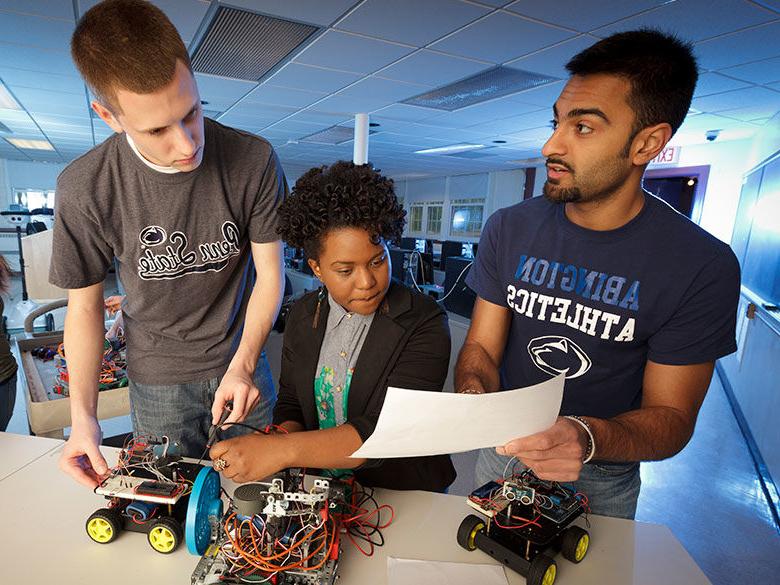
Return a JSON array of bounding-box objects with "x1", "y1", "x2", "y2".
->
[{"x1": 95, "y1": 475, "x2": 183, "y2": 504}]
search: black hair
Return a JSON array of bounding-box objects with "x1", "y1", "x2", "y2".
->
[
  {"x1": 566, "y1": 29, "x2": 698, "y2": 136},
  {"x1": 277, "y1": 161, "x2": 406, "y2": 260}
]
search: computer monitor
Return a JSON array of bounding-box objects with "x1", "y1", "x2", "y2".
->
[
  {"x1": 415, "y1": 238, "x2": 427, "y2": 254},
  {"x1": 443, "y1": 256, "x2": 476, "y2": 318},
  {"x1": 461, "y1": 243, "x2": 474, "y2": 259},
  {"x1": 400, "y1": 237, "x2": 417, "y2": 250},
  {"x1": 440, "y1": 240, "x2": 464, "y2": 271},
  {"x1": 389, "y1": 248, "x2": 419, "y2": 286}
]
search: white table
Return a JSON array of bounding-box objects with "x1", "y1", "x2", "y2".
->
[
  {"x1": 0, "y1": 431, "x2": 62, "y2": 481},
  {"x1": 0, "y1": 433, "x2": 711, "y2": 585}
]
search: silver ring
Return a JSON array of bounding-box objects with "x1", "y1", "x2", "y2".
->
[{"x1": 213, "y1": 457, "x2": 228, "y2": 471}]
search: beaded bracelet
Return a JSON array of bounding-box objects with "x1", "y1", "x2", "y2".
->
[{"x1": 564, "y1": 415, "x2": 595, "y2": 464}]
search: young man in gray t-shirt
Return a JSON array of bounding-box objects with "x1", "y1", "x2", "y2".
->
[{"x1": 50, "y1": 0, "x2": 287, "y2": 488}]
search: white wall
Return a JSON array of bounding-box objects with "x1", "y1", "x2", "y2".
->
[
  {"x1": 396, "y1": 169, "x2": 527, "y2": 242},
  {"x1": 718, "y1": 110, "x2": 780, "y2": 490},
  {"x1": 0, "y1": 159, "x2": 66, "y2": 207},
  {"x1": 662, "y1": 139, "x2": 752, "y2": 244}
]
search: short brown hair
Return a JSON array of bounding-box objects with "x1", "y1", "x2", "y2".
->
[{"x1": 71, "y1": 0, "x2": 192, "y2": 111}]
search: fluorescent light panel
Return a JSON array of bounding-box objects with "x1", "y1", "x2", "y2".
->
[
  {"x1": 6, "y1": 138, "x2": 54, "y2": 150},
  {"x1": 415, "y1": 143, "x2": 484, "y2": 155},
  {"x1": 0, "y1": 82, "x2": 22, "y2": 110}
]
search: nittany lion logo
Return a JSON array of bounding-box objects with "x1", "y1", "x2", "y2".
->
[
  {"x1": 527, "y1": 336, "x2": 592, "y2": 379},
  {"x1": 139, "y1": 226, "x2": 167, "y2": 246}
]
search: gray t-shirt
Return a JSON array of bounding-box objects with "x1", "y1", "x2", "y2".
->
[{"x1": 49, "y1": 118, "x2": 287, "y2": 384}]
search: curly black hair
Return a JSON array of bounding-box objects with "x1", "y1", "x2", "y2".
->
[{"x1": 277, "y1": 161, "x2": 406, "y2": 260}]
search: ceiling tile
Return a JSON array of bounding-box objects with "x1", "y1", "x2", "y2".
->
[
  {"x1": 719, "y1": 56, "x2": 780, "y2": 85},
  {"x1": 78, "y1": 0, "x2": 210, "y2": 45},
  {"x1": 717, "y1": 102, "x2": 780, "y2": 122},
  {"x1": 11, "y1": 88, "x2": 87, "y2": 114},
  {"x1": 294, "y1": 30, "x2": 414, "y2": 74},
  {"x1": 218, "y1": 104, "x2": 296, "y2": 128},
  {"x1": 0, "y1": 12, "x2": 74, "y2": 51},
  {"x1": 195, "y1": 73, "x2": 256, "y2": 106},
  {"x1": 505, "y1": 0, "x2": 665, "y2": 32},
  {"x1": 31, "y1": 111, "x2": 91, "y2": 126},
  {"x1": 431, "y1": 12, "x2": 574, "y2": 63},
  {"x1": 284, "y1": 111, "x2": 351, "y2": 126},
  {"x1": 0, "y1": 0, "x2": 75, "y2": 20},
  {"x1": 370, "y1": 104, "x2": 441, "y2": 122},
  {"x1": 695, "y1": 21, "x2": 780, "y2": 70},
  {"x1": 311, "y1": 93, "x2": 395, "y2": 115},
  {"x1": 505, "y1": 35, "x2": 595, "y2": 79},
  {"x1": 677, "y1": 112, "x2": 756, "y2": 131},
  {"x1": 267, "y1": 63, "x2": 361, "y2": 93},
  {"x1": 505, "y1": 81, "x2": 565, "y2": 108},
  {"x1": 377, "y1": 50, "x2": 490, "y2": 86},
  {"x1": 1, "y1": 68, "x2": 84, "y2": 95},
  {"x1": 266, "y1": 119, "x2": 334, "y2": 136},
  {"x1": 502, "y1": 125, "x2": 555, "y2": 143},
  {"x1": 467, "y1": 109, "x2": 554, "y2": 136},
  {"x1": 0, "y1": 44, "x2": 79, "y2": 77},
  {"x1": 244, "y1": 84, "x2": 327, "y2": 108},
  {"x1": 593, "y1": 0, "x2": 776, "y2": 42},
  {"x1": 335, "y1": 77, "x2": 430, "y2": 100},
  {"x1": 692, "y1": 86, "x2": 780, "y2": 113},
  {"x1": 426, "y1": 96, "x2": 544, "y2": 126},
  {"x1": 694, "y1": 72, "x2": 752, "y2": 97},
  {"x1": 223, "y1": 0, "x2": 357, "y2": 27},
  {"x1": 341, "y1": 116, "x2": 412, "y2": 132},
  {"x1": 336, "y1": 0, "x2": 488, "y2": 46}
]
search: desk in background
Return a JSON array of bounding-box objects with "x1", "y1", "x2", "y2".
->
[{"x1": 0, "y1": 433, "x2": 711, "y2": 585}]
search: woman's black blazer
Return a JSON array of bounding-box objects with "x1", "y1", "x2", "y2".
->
[{"x1": 273, "y1": 281, "x2": 457, "y2": 492}]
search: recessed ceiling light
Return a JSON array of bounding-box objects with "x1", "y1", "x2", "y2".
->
[
  {"x1": 6, "y1": 138, "x2": 54, "y2": 150},
  {"x1": 415, "y1": 143, "x2": 484, "y2": 155},
  {"x1": 0, "y1": 82, "x2": 22, "y2": 110}
]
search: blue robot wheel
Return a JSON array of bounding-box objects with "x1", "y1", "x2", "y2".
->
[{"x1": 185, "y1": 467, "x2": 223, "y2": 555}]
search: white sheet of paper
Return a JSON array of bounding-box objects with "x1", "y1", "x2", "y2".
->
[
  {"x1": 387, "y1": 557, "x2": 509, "y2": 585},
  {"x1": 351, "y1": 374, "x2": 564, "y2": 459}
]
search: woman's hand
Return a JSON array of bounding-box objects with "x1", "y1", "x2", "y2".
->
[{"x1": 209, "y1": 432, "x2": 292, "y2": 483}]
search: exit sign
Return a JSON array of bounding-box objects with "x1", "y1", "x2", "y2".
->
[{"x1": 649, "y1": 146, "x2": 681, "y2": 166}]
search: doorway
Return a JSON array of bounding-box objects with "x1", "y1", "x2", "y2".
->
[{"x1": 643, "y1": 165, "x2": 709, "y2": 222}]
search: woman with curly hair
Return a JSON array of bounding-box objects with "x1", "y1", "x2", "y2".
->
[{"x1": 211, "y1": 161, "x2": 455, "y2": 491}]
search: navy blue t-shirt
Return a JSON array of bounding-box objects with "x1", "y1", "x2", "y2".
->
[{"x1": 466, "y1": 194, "x2": 740, "y2": 419}]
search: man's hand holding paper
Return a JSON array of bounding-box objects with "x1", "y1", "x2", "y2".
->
[{"x1": 351, "y1": 375, "x2": 565, "y2": 459}]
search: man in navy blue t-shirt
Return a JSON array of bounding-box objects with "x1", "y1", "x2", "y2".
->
[{"x1": 456, "y1": 30, "x2": 740, "y2": 519}]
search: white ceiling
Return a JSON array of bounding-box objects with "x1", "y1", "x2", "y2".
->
[{"x1": 0, "y1": 0, "x2": 778, "y2": 179}]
